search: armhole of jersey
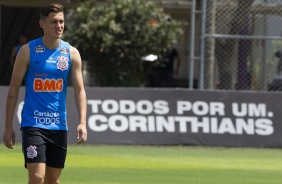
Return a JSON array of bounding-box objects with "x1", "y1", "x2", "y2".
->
[
  {"x1": 68, "y1": 43, "x2": 72, "y2": 66},
  {"x1": 28, "y1": 41, "x2": 33, "y2": 66}
]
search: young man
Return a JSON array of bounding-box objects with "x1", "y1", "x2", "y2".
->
[{"x1": 3, "y1": 3, "x2": 87, "y2": 184}]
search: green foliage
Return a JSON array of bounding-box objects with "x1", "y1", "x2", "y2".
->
[{"x1": 64, "y1": 0, "x2": 183, "y2": 86}]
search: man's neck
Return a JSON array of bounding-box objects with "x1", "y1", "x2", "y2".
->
[{"x1": 42, "y1": 36, "x2": 60, "y2": 50}]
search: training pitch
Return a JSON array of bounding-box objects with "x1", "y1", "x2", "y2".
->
[{"x1": 0, "y1": 144, "x2": 281, "y2": 184}]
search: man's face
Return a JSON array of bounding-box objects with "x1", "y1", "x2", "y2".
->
[{"x1": 40, "y1": 12, "x2": 64, "y2": 39}]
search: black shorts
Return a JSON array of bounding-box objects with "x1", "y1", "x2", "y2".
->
[{"x1": 21, "y1": 127, "x2": 67, "y2": 168}]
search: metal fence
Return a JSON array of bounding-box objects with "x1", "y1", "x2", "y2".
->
[{"x1": 191, "y1": 0, "x2": 282, "y2": 91}]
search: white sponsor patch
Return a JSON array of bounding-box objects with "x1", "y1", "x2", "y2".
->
[
  {"x1": 34, "y1": 45, "x2": 45, "y2": 53},
  {"x1": 60, "y1": 47, "x2": 69, "y2": 54}
]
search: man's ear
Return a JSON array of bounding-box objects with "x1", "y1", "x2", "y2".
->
[{"x1": 39, "y1": 20, "x2": 44, "y2": 29}]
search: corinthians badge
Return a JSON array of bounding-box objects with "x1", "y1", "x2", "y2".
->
[
  {"x1": 26, "y1": 145, "x2": 37, "y2": 159},
  {"x1": 57, "y1": 56, "x2": 69, "y2": 71}
]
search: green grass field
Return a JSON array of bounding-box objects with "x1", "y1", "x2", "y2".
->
[{"x1": 0, "y1": 144, "x2": 281, "y2": 184}]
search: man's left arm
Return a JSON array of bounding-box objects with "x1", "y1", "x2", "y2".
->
[{"x1": 70, "y1": 46, "x2": 87, "y2": 144}]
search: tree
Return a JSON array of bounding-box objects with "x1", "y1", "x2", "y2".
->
[{"x1": 64, "y1": 0, "x2": 183, "y2": 87}]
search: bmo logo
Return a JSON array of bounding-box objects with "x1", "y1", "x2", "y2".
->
[{"x1": 33, "y1": 78, "x2": 63, "y2": 92}]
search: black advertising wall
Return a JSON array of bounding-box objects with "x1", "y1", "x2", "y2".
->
[{"x1": 0, "y1": 86, "x2": 281, "y2": 148}]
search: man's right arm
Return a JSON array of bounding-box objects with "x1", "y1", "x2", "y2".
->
[{"x1": 3, "y1": 44, "x2": 29, "y2": 149}]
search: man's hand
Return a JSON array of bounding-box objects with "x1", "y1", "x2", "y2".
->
[
  {"x1": 3, "y1": 128, "x2": 15, "y2": 149},
  {"x1": 76, "y1": 124, "x2": 87, "y2": 144}
]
